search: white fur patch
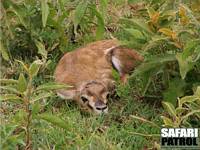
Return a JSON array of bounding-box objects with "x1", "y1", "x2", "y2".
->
[
  {"x1": 111, "y1": 56, "x2": 122, "y2": 74},
  {"x1": 89, "y1": 101, "x2": 95, "y2": 107},
  {"x1": 57, "y1": 90, "x2": 75, "y2": 99},
  {"x1": 57, "y1": 93, "x2": 67, "y2": 99},
  {"x1": 104, "y1": 46, "x2": 116, "y2": 55}
]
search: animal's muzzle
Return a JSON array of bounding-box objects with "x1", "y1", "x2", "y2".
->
[{"x1": 95, "y1": 100, "x2": 107, "y2": 111}]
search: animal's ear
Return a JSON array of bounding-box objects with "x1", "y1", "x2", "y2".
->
[
  {"x1": 102, "y1": 79, "x2": 116, "y2": 91},
  {"x1": 57, "y1": 89, "x2": 77, "y2": 100},
  {"x1": 109, "y1": 46, "x2": 144, "y2": 84},
  {"x1": 104, "y1": 46, "x2": 116, "y2": 55},
  {"x1": 111, "y1": 46, "x2": 144, "y2": 75}
]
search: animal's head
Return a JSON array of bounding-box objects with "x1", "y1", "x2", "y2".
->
[{"x1": 77, "y1": 81, "x2": 109, "y2": 114}]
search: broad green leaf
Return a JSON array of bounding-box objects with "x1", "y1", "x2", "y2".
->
[
  {"x1": 0, "y1": 79, "x2": 18, "y2": 84},
  {"x1": 179, "y1": 5, "x2": 189, "y2": 25},
  {"x1": 2, "y1": 134, "x2": 24, "y2": 149},
  {"x1": 163, "y1": 78, "x2": 185, "y2": 105},
  {"x1": 0, "y1": 124, "x2": 18, "y2": 138},
  {"x1": 89, "y1": 6, "x2": 105, "y2": 40},
  {"x1": 140, "y1": 71, "x2": 152, "y2": 96},
  {"x1": 73, "y1": 1, "x2": 88, "y2": 33},
  {"x1": 192, "y1": 45, "x2": 200, "y2": 62},
  {"x1": 179, "y1": 4, "x2": 200, "y2": 28},
  {"x1": 34, "y1": 40, "x2": 47, "y2": 59},
  {"x1": 159, "y1": 28, "x2": 175, "y2": 37},
  {"x1": 1, "y1": 7, "x2": 14, "y2": 39},
  {"x1": 0, "y1": 41, "x2": 9, "y2": 61},
  {"x1": 182, "y1": 40, "x2": 200, "y2": 59},
  {"x1": 176, "y1": 53, "x2": 194, "y2": 79},
  {"x1": 177, "y1": 29, "x2": 195, "y2": 37},
  {"x1": 147, "y1": 7, "x2": 156, "y2": 19},
  {"x1": 99, "y1": 0, "x2": 108, "y2": 17},
  {"x1": 162, "y1": 102, "x2": 176, "y2": 118},
  {"x1": 175, "y1": 107, "x2": 188, "y2": 115},
  {"x1": 188, "y1": 101, "x2": 200, "y2": 111},
  {"x1": 120, "y1": 40, "x2": 144, "y2": 49},
  {"x1": 0, "y1": 124, "x2": 19, "y2": 146},
  {"x1": 194, "y1": 86, "x2": 200, "y2": 97},
  {"x1": 175, "y1": 40, "x2": 200, "y2": 79},
  {"x1": 144, "y1": 36, "x2": 169, "y2": 51},
  {"x1": 139, "y1": 67, "x2": 162, "y2": 96},
  {"x1": 17, "y1": 73, "x2": 27, "y2": 93},
  {"x1": 0, "y1": 94, "x2": 22, "y2": 102},
  {"x1": 179, "y1": 96, "x2": 199, "y2": 107},
  {"x1": 15, "y1": 60, "x2": 29, "y2": 73},
  {"x1": 120, "y1": 18, "x2": 153, "y2": 34},
  {"x1": 159, "y1": 28, "x2": 177, "y2": 41},
  {"x1": 125, "y1": 28, "x2": 146, "y2": 41},
  {"x1": 37, "y1": 113, "x2": 69, "y2": 130},
  {"x1": 41, "y1": 0, "x2": 49, "y2": 27},
  {"x1": 181, "y1": 109, "x2": 200, "y2": 122},
  {"x1": 36, "y1": 82, "x2": 71, "y2": 91},
  {"x1": 0, "y1": 86, "x2": 21, "y2": 94},
  {"x1": 12, "y1": 109, "x2": 27, "y2": 124},
  {"x1": 9, "y1": 3, "x2": 28, "y2": 28},
  {"x1": 159, "y1": 10, "x2": 176, "y2": 20},
  {"x1": 31, "y1": 92, "x2": 53, "y2": 103},
  {"x1": 161, "y1": 116, "x2": 174, "y2": 127},
  {"x1": 29, "y1": 60, "x2": 42, "y2": 77},
  {"x1": 147, "y1": 7, "x2": 159, "y2": 24},
  {"x1": 32, "y1": 102, "x2": 41, "y2": 116},
  {"x1": 131, "y1": 54, "x2": 176, "y2": 77}
]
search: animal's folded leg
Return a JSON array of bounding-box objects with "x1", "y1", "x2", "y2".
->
[{"x1": 57, "y1": 89, "x2": 77, "y2": 100}]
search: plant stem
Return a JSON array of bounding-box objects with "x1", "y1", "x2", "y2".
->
[
  {"x1": 25, "y1": 76, "x2": 33, "y2": 150},
  {"x1": 25, "y1": 103, "x2": 32, "y2": 150}
]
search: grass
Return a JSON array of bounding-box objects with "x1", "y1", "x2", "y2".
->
[
  {"x1": 0, "y1": 57, "x2": 164, "y2": 150},
  {"x1": 29, "y1": 82, "x2": 163, "y2": 150},
  {"x1": 1, "y1": 1, "x2": 199, "y2": 149},
  {"x1": 1, "y1": 50, "x2": 199, "y2": 149}
]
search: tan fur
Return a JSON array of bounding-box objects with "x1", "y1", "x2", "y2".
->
[{"x1": 54, "y1": 39, "x2": 143, "y2": 114}]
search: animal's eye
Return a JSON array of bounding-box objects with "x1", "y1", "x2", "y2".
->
[
  {"x1": 106, "y1": 93, "x2": 110, "y2": 99},
  {"x1": 81, "y1": 96, "x2": 88, "y2": 103}
]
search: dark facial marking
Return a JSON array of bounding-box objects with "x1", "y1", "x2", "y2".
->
[
  {"x1": 106, "y1": 93, "x2": 110, "y2": 99},
  {"x1": 100, "y1": 88, "x2": 106, "y2": 95},
  {"x1": 87, "y1": 103, "x2": 93, "y2": 110},
  {"x1": 86, "y1": 90, "x2": 93, "y2": 96},
  {"x1": 81, "y1": 96, "x2": 88, "y2": 103}
]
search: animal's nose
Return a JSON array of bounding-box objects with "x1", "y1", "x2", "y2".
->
[
  {"x1": 96, "y1": 105, "x2": 107, "y2": 111},
  {"x1": 95, "y1": 100, "x2": 107, "y2": 111}
]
